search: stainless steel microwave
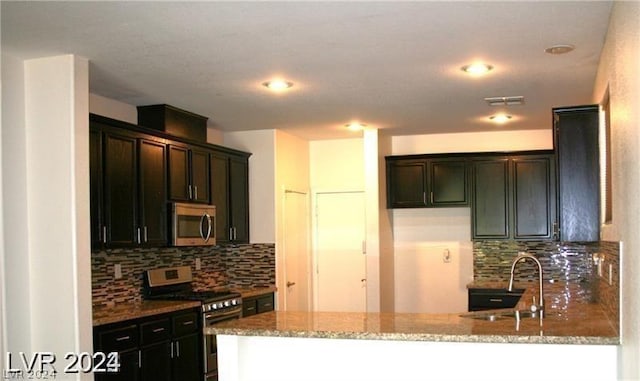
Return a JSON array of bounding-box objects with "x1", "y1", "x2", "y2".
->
[{"x1": 171, "y1": 203, "x2": 216, "y2": 246}]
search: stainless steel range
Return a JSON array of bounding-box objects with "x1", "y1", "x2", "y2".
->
[{"x1": 144, "y1": 266, "x2": 242, "y2": 381}]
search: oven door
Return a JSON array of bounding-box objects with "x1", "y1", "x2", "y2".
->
[
  {"x1": 172, "y1": 203, "x2": 216, "y2": 246},
  {"x1": 203, "y1": 307, "x2": 242, "y2": 380}
]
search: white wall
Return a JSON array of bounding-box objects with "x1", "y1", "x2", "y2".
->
[
  {"x1": 2, "y1": 54, "x2": 93, "y2": 379},
  {"x1": 274, "y1": 130, "x2": 310, "y2": 310},
  {"x1": 224, "y1": 130, "x2": 276, "y2": 243},
  {"x1": 310, "y1": 138, "x2": 364, "y2": 190},
  {"x1": 89, "y1": 93, "x2": 137, "y2": 124},
  {"x1": 391, "y1": 129, "x2": 553, "y2": 313},
  {"x1": 592, "y1": 2, "x2": 640, "y2": 379}
]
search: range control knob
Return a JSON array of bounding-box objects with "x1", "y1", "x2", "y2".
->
[
  {"x1": 231, "y1": 299, "x2": 237, "y2": 306},
  {"x1": 224, "y1": 301, "x2": 231, "y2": 307}
]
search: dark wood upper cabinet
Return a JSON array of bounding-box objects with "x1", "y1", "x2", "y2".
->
[
  {"x1": 138, "y1": 139, "x2": 168, "y2": 246},
  {"x1": 554, "y1": 105, "x2": 600, "y2": 242},
  {"x1": 386, "y1": 159, "x2": 428, "y2": 208},
  {"x1": 168, "y1": 145, "x2": 210, "y2": 204},
  {"x1": 229, "y1": 156, "x2": 250, "y2": 243},
  {"x1": 471, "y1": 153, "x2": 556, "y2": 241},
  {"x1": 471, "y1": 158, "x2": 510, "y2": 239},
  {"x1": 90, "y1": 113, "x2": 250, "y2": 249},
  {"x1": 92, "y1": 127, "x2": 168, "y2": 248},
  {"x1": 103, "y1": 132, "x2": 138, "y2": 247},
  {"x1": 90, "y1": 129, "x2": 104, "y2": 250},
  {"x1": 386, "y1": 156, "x2": 468, "y2": 208},
  {"x1": 429, "y1": 158, "x2": 468, "y2": 206},
  {"x1": 512, "y1": 155, "x2": 556, "y2": 240},
  {"x1": 210, "y1": 152, "x2": 250, "y2": 243}
]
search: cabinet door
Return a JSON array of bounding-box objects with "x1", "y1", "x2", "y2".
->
[
  {"x1": 472, "y1": 158, "x2": 510, "y2": 239},
  {"x1": 229, "y1": 156, "x2": 249, "y2": 243},
  {"x1": 95, "y1": 350, "x2": 140, "y2": 381},
  {"x1": 386, "y1": 159, "x2": 427, "y2": 208},
  {"x1": 172, "y1": 334, "x2": 201, "y2": 381},
  {"x1": 429, "y1": 159, "x2": 468, "y2": 206},
  {"x1": 190, "y1": 149, "x2": 210, "y2": 204},
  {"x1": 138, "y1": 139, "x2": 168, "y2": 246},
  {"x1": 103, "y1": 132, "x2": 138, "y2": 246},
  {"x1": 210, "y1": 153, "x2": 230, "y2": 243},
  {"x1": 554, "y1": 106, "x2": 600, "y2": 241},
  {"x1": 90, "y1": 129, "x2": 104, "y2": 249},
  {"x1": 140, "y1": 342, "x2": 172, "y2": 381},
  {"x1": 168, "y1": 145, "x2": 190, "y2": 202},
  {"x1": 512, "y1": 156, "x2": 556, "y2": 240}
]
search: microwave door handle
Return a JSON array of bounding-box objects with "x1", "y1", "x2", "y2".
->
[
  {"x1": 199, "y1": 214, "x2": 206, "y2": 241},
  {"x1": 200, "y1": 213, "x2": 212, "y2": 242}
]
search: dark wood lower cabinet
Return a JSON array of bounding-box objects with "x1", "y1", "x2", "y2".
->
[
  {"x1": 94, "y1": 308, "x2": 201, "y2": 381},
  {"x1": 242, "y1": 293, "x2": 275, "y2": 317}
]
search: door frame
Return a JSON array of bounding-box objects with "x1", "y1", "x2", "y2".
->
[
  {"x1": 281, "y1": 187, "x2": 312, "y2": 311},
  {"x1": 311, "y1": 189, "x2": 367, "y2": 312}
]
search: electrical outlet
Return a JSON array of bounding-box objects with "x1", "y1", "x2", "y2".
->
[
  {"x1": 443, "y1": 249, "x2": 451, "y2": 263},
  {"x1": 195, "y1": 258, "x2": 201, "y2": 271},
  {"x1": 114, "y1": 264, "x2": 122, "y2": 279}
]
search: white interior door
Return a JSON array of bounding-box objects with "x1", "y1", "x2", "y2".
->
[
  {"x1": 314, "y1": 191, "x2": 366, "y2": 312},
  {"x1": 283, "y1": 190, "x2": 311, "y2": 311}
]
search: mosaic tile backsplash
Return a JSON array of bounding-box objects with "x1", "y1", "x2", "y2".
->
[
  {"x1": 473, "y1": 240, "x2": 619, "y2": 331},
  {"x1": 92, "y1": 243, "x2": 275, "y2": 308}
]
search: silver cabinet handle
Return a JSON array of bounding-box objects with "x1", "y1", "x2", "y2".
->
[
  {"x1": 115, "y1": 335, "x2": 130, "y2": 342},
  {"x1": 170, "y1": 342, "x2": 174, "y2": 358},
  {"x1": 489, "y1": 298, "x2": 503, "y2": 303},
  {"x1": 138, "y1": 350, "x2": 142, "y2": 369},
  {"x1": 194, "y1": 186, "x2": 198, "y2": 200},
  {"x1": 136, "y1": 228, "x2": 141, "y2": 244},
  {"x1": 188, "y1": 185, "x2": 193, "y2": 200},
  {"x1": 430, "y1": 191, "x2": 434, "y2": 204},
  {"x1": 102, "y1": 226, "x2": 107, "y2": 244},
  {"x1": 152, "y1": 327, "x2": 165, "y2": 333},
  {"x1": 143, "y1": 226, "x2": 148, "y2": 243},
  {"x1": 175, "y1": 341, "x2": 180, "y2": 357}
]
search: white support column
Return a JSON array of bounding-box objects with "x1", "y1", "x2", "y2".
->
[{"x1": 21, "y1": 54, "x2": 92, "y2": 379}]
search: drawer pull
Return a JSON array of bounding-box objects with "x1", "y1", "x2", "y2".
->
[
  {"x1": 489, "y1": 298, "x2": 503, "y2": 302},
  {"x1": 182, "y1": 321, "x2": 194, "y2": 326},
  {"x1": 263, "y1": 303, "x2": 272, "y2": 307},
  {"x1": 115, "y1": 336, "x2": 130, "y2": 342},
  {"x1": 152, "y1": 327, "x2": 166, "y2": 333},
  {"x1": 246, "y1": 306, "x2": 255, "y2": 311}
]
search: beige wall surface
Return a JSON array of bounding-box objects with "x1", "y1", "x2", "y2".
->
[{"x1": 592, "y1": 1, "x2": 640, "y2": 379}]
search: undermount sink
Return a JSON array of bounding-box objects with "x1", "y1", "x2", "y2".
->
[{"x1": 460, "y1": 309, "x2": 546, "y2": 321}]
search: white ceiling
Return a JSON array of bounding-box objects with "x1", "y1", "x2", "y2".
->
[{"x1": 2, "y1": 1, "x2": 612, "y2": 140}]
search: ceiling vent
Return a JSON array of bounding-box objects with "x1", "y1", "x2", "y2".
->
[{"x1": 484, "y1": 96, "x2": 525, "y2": 106}]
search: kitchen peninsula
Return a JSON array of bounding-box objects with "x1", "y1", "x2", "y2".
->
[{"x1": 207, "y1": 283, "x2": 618, "y2": 381}]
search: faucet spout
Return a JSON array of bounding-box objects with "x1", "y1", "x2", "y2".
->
[{"x1": 508, "y1": 252, "x2": 545, "y2": 315}]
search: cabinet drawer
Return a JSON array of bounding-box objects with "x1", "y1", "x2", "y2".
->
[
  {"x1": 98, "y1": 325, "x2": 139, "y2": 352},
  {"x1": 468, "y1": 288, "x2": 524, "y2": 312},
  {"x1": 173, "y1": 311, "x2": 199, "y2": 336},
  {"x1": 242, "y1": 299, "x2": 258, "y2": 317},
  {"x1": 256, "y1": 294, "x2": 274, "y2": 314},
  {"x1": 140, "y1": 317, "x2": 171, "y2": 345}
]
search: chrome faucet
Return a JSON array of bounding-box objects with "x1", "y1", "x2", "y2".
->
[{"x1": 508, "y1": 252, "x2": 544, "y2": 317}]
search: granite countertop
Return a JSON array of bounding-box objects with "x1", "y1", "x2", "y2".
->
[
  {"x1": 231, "y1": 286, "x2": 277, "y2": 299},
  {"x1": 205, "y1": 283, "x2": 619, "y2": 345},
  {"x1": 92, "y1": 286, "x2": 277, "y2": 326},
  {"x1": 93, "y1": 300, "x2": 201, "y2": 326}
]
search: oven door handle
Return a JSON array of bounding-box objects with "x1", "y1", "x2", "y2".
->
[{"x1": 204, "y1": 308, "x2": 242, "y2": 324}]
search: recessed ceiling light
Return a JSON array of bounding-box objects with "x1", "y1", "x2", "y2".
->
[
  {"x1": 489, "y1": 114, "x2": 512, "y2": 124},
  {"x1": 461, "y1": 63, "x2": 494, "y2": 76},
  {"x1": 345, "y1": 122, "x2": 366, "y2": 131},
  {"x1": 262, "y1": 80, "x2": 294, "y2": 91},
  {"x1": 544, "y1": 44, "x2": 575, "y2": 55}
]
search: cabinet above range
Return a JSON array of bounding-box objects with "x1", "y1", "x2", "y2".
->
[{"x1": 90, "y1": 113, "x2": 251, "y2": 249}]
